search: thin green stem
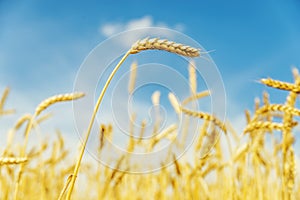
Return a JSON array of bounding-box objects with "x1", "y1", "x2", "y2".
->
[{"x1": 66, "y1": 50, "x2": 131, "y2": 200}]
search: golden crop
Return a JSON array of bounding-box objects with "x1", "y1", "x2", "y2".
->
[{"x1": 0, "y1": 38, "x2": 299, "y2": 200}]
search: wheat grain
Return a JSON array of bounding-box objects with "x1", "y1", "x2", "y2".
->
[
  {"x1": 130, "y1": 38, "x2": 200, "y2": 57},
  {"x1": 0, "y1": 157, "x2": 28, "y2": 165}
]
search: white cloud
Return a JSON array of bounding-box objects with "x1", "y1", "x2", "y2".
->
[{"x1": 100, "y1": 16, "x2": 185, "y2": 38}]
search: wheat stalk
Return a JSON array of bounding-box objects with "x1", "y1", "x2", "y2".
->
[
  {"x1": 57, "y1": 175, "x2": 73, "y2": 200},
  {"x1": 128, "y1": 61, "x2": 137, "y2": 94},
  {"x1": 130, "y1": 38, "x2": 200, "y2": 57},
  {"x1": 281, "y1": 68, "x2": 300, "y2": 199},
  {"x1": 0, "y1": 157, "x2": 28, "y2": 165},
  {"x1": 189, "y1": 60, "x2": 197, "y2": 95}
]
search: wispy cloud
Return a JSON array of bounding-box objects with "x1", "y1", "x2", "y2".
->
[
  {"x1": 99, "y1": 15, "x2": 185, "y2": 48},
  {"x1": 100, "y1": 15, "x2": 185, "y2": 37}
]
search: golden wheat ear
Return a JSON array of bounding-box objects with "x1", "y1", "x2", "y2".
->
[
  {"x1": 261, "y1": 78, "x2": 300, "y2": 93},
  {"x1": 0, "y1": 157, "x2": 28, "y2": 165},
  {"x1": 35, "y1": 92, "x2": 85, "y2": 116},
  {"x1": 130, "y1": 38, "x2": 200, "y2": 57}
]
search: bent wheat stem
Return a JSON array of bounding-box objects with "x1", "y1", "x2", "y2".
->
[
  {"x1": 66, "y1": 38, "x2": 200, "y2": 199},
  {"x1": 66, "y1": 50, "x2": 131, "y2": 199}
]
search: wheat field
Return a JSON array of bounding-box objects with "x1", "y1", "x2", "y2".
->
[{"x1": 0, "y1": 38, "x2": 299, "y2": 200}]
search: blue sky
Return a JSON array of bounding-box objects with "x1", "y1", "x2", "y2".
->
[{"x1": 1, "y1": 1, "x2": 300, "y2": 153}]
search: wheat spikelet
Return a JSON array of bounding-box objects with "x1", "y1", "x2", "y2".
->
[
  {"x1": 201, "y1": 162, "x2": 219, "y2": 177},
  {"x1": 262, "y1": 91, "x2": 272, "y2": 121},
  {"x1": 35, "y1": 92, "x2": 85, "y2": 116},
  {"x1": 195, "y1": 120, "x2": 209, "y2": 152},
  {"x1": 292, "y1": 67, "x2": 299, "y2": 79},
  {"x1": 128, "y1": 61, "x2": 137, "y2": 94},
  {"x1": 287, "y1": 148, "x2": 296, "y2": 195},
  {"x1": 0, "y1": 87, "x2": 15, "y2": 115},
  {"x1": 189, "y1": 60, "x2": 197, "y2": 95},
  {"x1": 182, "y1": 90, "x2": 210, "y2": 106},
  {"x1": 199, "y1": 127, "x2": 221, "y2": 158},
  {"x1": 155, "y1": 124, "x2": 177, "y2": 141},
  {"x1": 254, "y1": 97, "x2": 260, "y2": 111},
  {"x1": 0, "y1": 157, "x2": 28, "y2": 165},
  {"x1": 14, "y1": 114, "x2": 32, "y2": 130},
  {"x1": 168, "y1": 93, "x2": 181, "y2": 114},
  {"x1": 36, "y1": 113, "x2": 52, "y2": 124},
  {"x1": 151, "y1": 91, "x2": 161, "y2": 106},
  {"x1": 262, "y1": 91, "x2": 269, "y2": 105},
  {"x1": 245, "y1": 110, "x2": 251, "y2": 124},
  {"x1": 181, "y1": 107, "x2": 227, "y2": 133},
  {"x1": 261, "y1": 78, "x2": 300, "y2": 93},
  {"x1": 130, "y1": 38, "x2": 200, "y2": 57},
  {"x1": 0, "y1": 87, "x2": 9, "y2": 110},
  {"x1": 254, "y1": 104, "x2": 300, "y2": 120},
  {"x1": 233, "y1": 144, "x2": 249, "y2": 162},
  {"x1": 173, "y1": 154, "x2": 182, "y2": 176},
  {"x1": 169, "y1": 92, "x2": 226, "y2": 134},
  {"x1": 150, "y1": 124, "x2": 177, "y2": 150},
  {"x1": 243, "y1": 121, "x2": 297, "y2": 133},
  {"x1": 99, "y1": 124, "x2": 106, "y2": 151}
]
